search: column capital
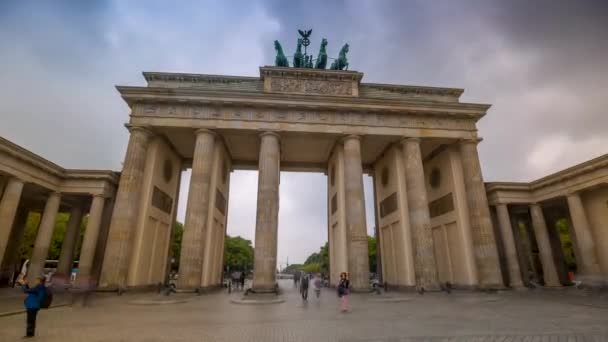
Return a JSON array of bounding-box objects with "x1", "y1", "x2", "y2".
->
[
  {"x1": 565, "y1": 190, "x2": 581, "y2": 198},
  {"x1": 6, "y1": 176, "x2": 25, "y2": 184},
  {"x1": 194, "y1": 128, "x2": 217, "y2": 137},
  {"x1": 259, "y1": 131, "x2": 280, "y2": 140},
  {"x1": 341, "y1": 134, "x2": 361, "y2": 143},
  {"x1": 124, "y1": 124, "x2": 153, "y2": 137},
  {"x1": 91, "y1": 193, "x2": 106, "y2": 199},
  {"x1": 399, "y1": 137, "x2": 420, "y2": 145},
  {"x1": 459, "y1": 137, "x2": 483, "y2": 145}
]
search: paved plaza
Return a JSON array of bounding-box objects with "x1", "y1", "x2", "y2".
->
[{"x1": 1, "y1": 280, "x2": 608, "y2": 341}]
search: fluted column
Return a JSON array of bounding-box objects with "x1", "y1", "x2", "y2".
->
[
  {"x1": 252, "y1": 132, "x2": 281, "y2": 292},
  {"x1": 0, "y1": 177, "x2": 24, "y2": 269},
  {"x1": 100, "y1": 126, "x2": 152, "y2": 289},
  {"x1": 342, "y1": 135, "x2": 370, "y2": 291},
  {"x1": 530, "y1": 203, "x2": 561, "y2": 287},
  {"x1": 75, "y1": 195, "x2": 105, "y2": 289},
  {"x1": 178, "y1": 129, "x2": 216, "y2": 290},
  {"x1": 566, "y1": 193, "x2": 600, "y2": 278},
  {"x1": 401, "y1": 138, "x2": 438, "y2": 290},
  {"x1": 459, "y1": 139, "x2": 502, "y2": 288},
  {"x1": 0, "y1": 207, "x2": 29, "y2": 282},
  {"x1": 28, "y1": 192, "x2": 62, "y2": 278},
  {"x1": 496, "y1": 204, "x2": 524, "y2": 287},
  {"x1": 54, "y1": 206, "x2": 83, "y2": 285}
]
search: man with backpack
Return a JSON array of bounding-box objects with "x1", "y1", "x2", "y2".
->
[{"x1": 22, "y1": 275, "x2": 50, "y2": 338}]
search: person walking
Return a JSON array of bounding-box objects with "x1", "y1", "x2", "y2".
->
[
  {"x1": 312, "y1": 273, "x2": 322, "y2": 299},
  {"x1": 300, "y1": 273, "x2": 309, "y2": 301},
  {"x1": 22, "y1": 276, "x2": 46, "y2": 338},
  {"x1": 239, "y1": 271, "x2": 246, "y2": 290},
  {"x1": 338, "y1": 272, "x2": 350, "y2": 312}
]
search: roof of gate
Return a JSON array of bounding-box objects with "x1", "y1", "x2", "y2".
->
[{"x1": 142, "y1": 69, "x2": 464, "y2": 103}]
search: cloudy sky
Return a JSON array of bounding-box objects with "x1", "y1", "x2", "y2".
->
[{"x1": 1, "y1": 0, "x2": 607, "y2": 265}]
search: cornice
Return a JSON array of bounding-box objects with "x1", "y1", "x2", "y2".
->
[
  {"x1": 363, "y1": 83, "x2": 464, "y2": 98},
  {"x1": 143, "y1": 71, "x2": 258, "y2": 85},
  {"x1": 486, "y1": 153, "x2": 608, "y2": 194},
  {"x1": 0, "y1": 136, "x2": 120, "y2": 186},
  {"x1": 116, "y1": 86, "x2": 490, "y2": 119}
]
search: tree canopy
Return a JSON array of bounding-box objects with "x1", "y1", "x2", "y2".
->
[{"x1": 223, "y1": 235, "x2": 254, "y2": 272}]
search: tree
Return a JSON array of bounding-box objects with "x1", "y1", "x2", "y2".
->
[
  {"x1": 368, "y1": 236, "x2": 377, "y2": 274},
  {"x1": 170, "y1": 221, "x2": 184, "y2": 270},
  {"x1": 283, "y1": 264, "x2": 303, "y2": 274},
  {"x1": 223, "y1": 236, "x2": 254, "y2": 272}
]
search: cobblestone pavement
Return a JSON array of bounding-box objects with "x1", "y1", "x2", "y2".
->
[{"x1": 0, "y1": 280, "x2": 607, "y2": 341}]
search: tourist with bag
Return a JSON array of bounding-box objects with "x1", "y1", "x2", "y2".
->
[
  {"x1": 22, "y1": 275, "x2": 47, "y2": 338},
  {"x1": 337, "y1": 272, "x2": 350, "y2": 312}
]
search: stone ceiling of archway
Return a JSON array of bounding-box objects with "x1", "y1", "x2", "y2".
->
[{"x1": 157, "y1": 126, "x2": 449, "y2": 172}]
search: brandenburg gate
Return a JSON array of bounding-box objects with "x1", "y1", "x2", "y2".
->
[
  {"x1": 2, "y1": 36, "x2": 607, "y2": 295},
  {"x1": 97, "y1": 63, "x2": 503, "y2": 293}
]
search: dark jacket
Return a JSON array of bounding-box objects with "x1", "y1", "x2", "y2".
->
[{"x1": 23, "y1": 284, "x2": 46, "y2": 310}]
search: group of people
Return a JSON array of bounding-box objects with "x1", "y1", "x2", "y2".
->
[{"x1": 295, "y1": 271, "x2": 351, "y2": 312}]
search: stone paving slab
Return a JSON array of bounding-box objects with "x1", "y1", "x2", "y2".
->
[{"x1": 0, "y1": 280, "x2": 607, "y2": 341}]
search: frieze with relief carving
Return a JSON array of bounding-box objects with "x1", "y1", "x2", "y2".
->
[
  {"x1": 133, "y1": 103, "x2": 476, "y2": 131},
  {"x1": 269, "y1": 77, "x2": 352, "y2": 96}
]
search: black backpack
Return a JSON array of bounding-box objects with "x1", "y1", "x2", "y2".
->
[{"x1": 40, "y1": 287, "x2": 53, "y2": 309}]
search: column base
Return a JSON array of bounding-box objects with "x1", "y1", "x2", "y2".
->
[{"x1": 231, "y1": 293, "x2": 284, "y2": 305}]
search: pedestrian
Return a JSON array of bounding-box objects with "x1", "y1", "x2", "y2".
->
[
  {"x1": 338, "y1": 272, "x2": 350, "y2": 312},
  {"x1": 300, "y1": 273, "x2": 309, "y2": 300},
  {"x1": 293, "y1": 271, "x2": 300, "y2": 288},
  {"x1": 312, "y1": 273, "x2": 322, "y2": 299},
  {"x1": 240, "y1": 271, "x2": 246, "y2": 290},
  {"x1": 22, "y1": 275, "x2": 46, "y2": 338}
]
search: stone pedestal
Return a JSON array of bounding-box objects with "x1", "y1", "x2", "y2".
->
[
  {"x1": 252, "y1": 132, "x2": 281, "y2": 292},
  {"x1": 529, "y1": 204, "x2": 561, "y2": 287},
  {"x1": 342, "y1": 135, "x2": 370, "y2": 291},
  {"x1": 0, "y1": 177, "x2": 24, "y2": 269},
  {"x1": 29, "y1": 192, "x2": 62, "y2": 278},
  {"x1": 459, "y1": 139, "x2": 502, "y2": 288},
  {"x1": 54, "y1": 206, "x2": 83, "y2": 286},
  {"x1": 178, "y1": 129, "x2": 216, "y2": 290},
  {"x1": 496, "y1": 204, "x2": 524, "y2": 288},
  {"x1": 99, "y1": 126, "x2": 152, "y2": 289},
  {"x1": 75, "y1": 195, "x2": 105, "y2": 290},
  {"x1": 566, "y1": 193, "x2": 601, "y2": 280},
  {"x1": 401, "y1": 138, "x2": 439, "y2": 290}
]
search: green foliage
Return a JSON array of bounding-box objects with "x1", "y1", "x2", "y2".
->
[
  {"x1": 556, "y1": 218, "x2": 577, "y2": 271},
  {"x1": 224, "y1": 235, "x2": 254, "y2": 272},
  {"x1": 170, "y1": 221, "x2": 184, "y2": 269},
  {"x1": 368, "y1": 236, "x2": 377, "y2": 273},
  {"x1": 282, "y1": 263, "x2": 303, "y2": 274},
  {"x1": 19, "y1": 212, "x2": 87, "y2": 261},
  {"x1": 301, "y1": 262, "x2": 321, "y2": 273}
]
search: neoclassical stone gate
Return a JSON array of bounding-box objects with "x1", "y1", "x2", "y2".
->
[{"x1": 98, "y1": 66, "x2": 504, "y2": 292}]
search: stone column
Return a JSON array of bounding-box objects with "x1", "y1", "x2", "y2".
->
[
  {"x1": 54, "y1": 206, "x2": 83, "y2": 285},
  {"x1": 529, "y1": 203, "x2": 561, "y2": 287},
  {"x1": 342, "y1": 135, "x2": 370, "y2": 291},
  {"x1": 75, "y1": 195, "x2": 105, "y2": 289},
  {"x1": 566, "y1": 192, "x2": 600, "y2": 278},
  {"x1": 401, "y1": 138, "x2": 438, "y2": 290},
  {"x1": 178, "y1": 129, "x2": 216, "y2": 290},
  {"x1": 28, "y1": 192, "x2": 61, "y2": 278},
  {"x1": 100, "y1": 126, "x2": 152, "y2": 289},
  {"x1": 252, "y1": 132, "x2": 281, "y2": 292},
  {"x1": 495, "y1": 204, "x2": 524, "y2": 288},
  {"x1": 459, "y1": 139, "x2": 502, "y2": 288},
  {"x1": 0, "y1": 177, "x2": 24, "y2": 269},
  {"x1": 0, "y1": 207, "x2": 29, "y2": 283}
]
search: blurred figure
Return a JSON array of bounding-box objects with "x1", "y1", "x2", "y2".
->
[
  {"x1": 338, "y1": 272, "x2": 350, "y2": 312},
  {"x1": 22, "y1": 276, "x2": 46, "y2": 338},
  {"x1": 312, "y1": 273, "x2": 322, "y2": 299}
]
